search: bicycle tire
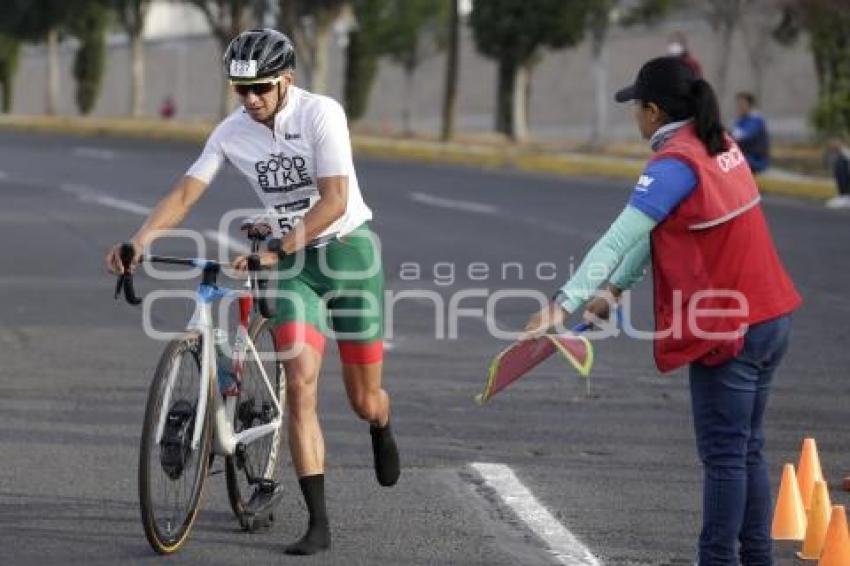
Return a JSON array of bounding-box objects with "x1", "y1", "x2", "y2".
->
[
  {"x1": 139, "y1": 332, "x2": 213, "y2": 554},
  {"x1": 225, "y1": 317, "x2": 286, "y2": 520}
]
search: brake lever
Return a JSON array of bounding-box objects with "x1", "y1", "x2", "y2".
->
[{"x1": 115, "y1": 243, "x2": 143, "y2": 305}]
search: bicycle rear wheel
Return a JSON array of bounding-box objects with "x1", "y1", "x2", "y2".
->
[
  {"x1": 225, "y1": 317, "x2": 286, "y2": 519},
  {"x1": 139, "y1": 333, "x2": 213, "y2": 554}
]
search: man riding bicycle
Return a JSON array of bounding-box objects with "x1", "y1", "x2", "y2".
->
[{"x1": 105, "y1": 28, "x2": 400, "y2": 556}]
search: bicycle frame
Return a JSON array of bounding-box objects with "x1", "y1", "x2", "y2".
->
[{"x1": 152, "y1": 264, "x2": 282, "y2": 458}]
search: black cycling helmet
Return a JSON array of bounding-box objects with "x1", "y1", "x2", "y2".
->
[{"x1": 223, "y1": 28, "x2": 296, "y2": 84}]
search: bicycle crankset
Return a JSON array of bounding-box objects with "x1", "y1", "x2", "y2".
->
[{"x1": 160, "y1": 400, "x2": 196, "y2": 480}]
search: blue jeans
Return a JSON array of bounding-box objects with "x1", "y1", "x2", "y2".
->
[{"x1": 689, "y1": 315, "x2": 792, "y2": 566}]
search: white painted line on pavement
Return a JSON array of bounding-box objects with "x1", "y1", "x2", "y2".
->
[
  {"x1": 470, "y1": 462, "x2": 601, "y2": 566},
  {"x1": 73, "y1": 146, "x2": 117, "y2": 160},
  {"x1": 59, "y1": 183, "x2": 152, "y2": 216},
  {"x1": 411, "y1": 192, "x2": 499, "y2": 215},
  {"x1": 202, "y1": 230, "x2": 251, "y2": 254},
  {"x1": 0, "y1": 170, "x2": 7, "y2": 181},
  {"x1": 57, "y1": 184, "x2": 251, "y2": 255}
]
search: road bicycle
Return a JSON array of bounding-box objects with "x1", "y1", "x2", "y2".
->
[{"x1": 113, "y1": 230, "x2": 286, "y2": 554}]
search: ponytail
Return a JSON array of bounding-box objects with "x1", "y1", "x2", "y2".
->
[{"x1": 690, "y1": 79, "x2": 728, "y2": 156}]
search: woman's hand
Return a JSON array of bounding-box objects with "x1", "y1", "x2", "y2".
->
[
  {"x1": 582, "y1": 286, "x2": 621, "y2": 326},
  {"x1": 233, "y1": 251, "x2": 279, "y2": 272},
  {"x1": 519, "y1": 302, "x2": 569, "y2": 341}
]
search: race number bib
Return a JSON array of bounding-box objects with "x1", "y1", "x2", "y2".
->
[{"x1": 230, "y1": 59, "x2": 258, "y2": 79}]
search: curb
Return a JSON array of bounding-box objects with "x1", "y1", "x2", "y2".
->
[{"x1": 0, "y1": 115, "x2": 836, "y2": 200}]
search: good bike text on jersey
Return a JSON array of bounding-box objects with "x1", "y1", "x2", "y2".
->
[{"x1": 255, "y1": 153, "x2": 313, "y2": 193}]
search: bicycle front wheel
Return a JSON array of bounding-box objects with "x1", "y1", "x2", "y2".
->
[
  {"x1": 225, "y1": 317, "x2": 286, "y2": 519},
  {"x1": 139, "y1": 332, "x2": 213, "y2": 554}
]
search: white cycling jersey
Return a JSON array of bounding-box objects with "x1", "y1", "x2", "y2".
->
[{"x1": 186, "y1": 85, "x2": 372, "y2": 241}]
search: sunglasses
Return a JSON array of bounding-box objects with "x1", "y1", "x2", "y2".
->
[{"x1": 233, "y1": 81, "x2": 277, "y2": 97}]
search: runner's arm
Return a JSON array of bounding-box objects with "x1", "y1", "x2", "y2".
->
[
  {"x1": 278, "y1": 98, "x2": 353, "y2": 255},
  {"x1": 279, "y1": 175, "x2": 348, "y2": 255},
  {"x1": 130, "y1": 175, "x2": 210, "y2": 248},
  {"x1": 105, "y1": 175, "x2": 210, "y2": 274}
]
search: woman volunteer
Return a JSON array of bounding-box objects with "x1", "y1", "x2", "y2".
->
[{"x1": 522, "y1": 57, "x2": 801, "y2": 564}]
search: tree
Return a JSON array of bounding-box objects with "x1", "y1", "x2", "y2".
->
[
  {"x1": 188, "y1": 0, "x2": 256, "y2": 118},
  {"x1": 279, "y1": 0, "x2": 351, "y2": 94},
  {"x1": 702, "y1": 0, "x2": 744, "y2": 102},
  {"x1": 469, "y1": 0, "x2": 589, "y2": 142},
  {"x1": 775, "y1": 0, "x2": 850, "y2": 138},
  {"x1": 0, "y1": 0, "x2": 74, "y2": 115},
  {"x1": 114, "y1": 0, "x2": 152, "y2": 117},
  {"x1": 738, "y1": 0, "x2": 785, "y2": 102},
  {"x1": 584, "y1": 0, "x2": 674, "y2": 147},
  {"x1": 0, "y1": 34, "x2": 20, "y2": 113},
  {"x1": 380, "y1": 0, "x2": 449, "y2": 136},
  {"x1": 440, "y1": 0, "x2": 460, "y2": 141},
  {"x1": 70, "y1": 0, "x2": 110, "y2": 115},
  {"x1": 343, "y1": 0, "x2": 392, "y2": 121}
]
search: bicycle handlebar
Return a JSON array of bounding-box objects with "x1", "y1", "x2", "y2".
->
[
  {"x1": 114, "y1": 243, "x2": 143, "y2": 305},
  {"x1": 113, "y1": 242, "x2": 277, "y2": 319}
]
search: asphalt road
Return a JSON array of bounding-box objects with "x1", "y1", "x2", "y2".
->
[{"x1": 0, "y1": 130, "x2": 848, "y2": 565}]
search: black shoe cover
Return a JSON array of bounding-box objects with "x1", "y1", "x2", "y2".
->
[{"x1": 370, "y1": 422, "x2": 400, "y2": 487}]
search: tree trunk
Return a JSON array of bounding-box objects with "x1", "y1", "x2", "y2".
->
[
  {"x1": 714, "y1": 24, "x2": 735, "y2": 102},
  {"x1": 279, "y1": 0, "x2": 314, "y2": 90},
  {"x1": 590, "y1": 33, "x2": 608, "y2": 148},
  {"x1": 130, "y1": 30, "x2": 144, "y2": 117},
  {"x1": 495, "y1": 58, "x2": 515, "y2": 136},
  {"x1": 220, "y1": 76, "x2": 235, "y2": 119},
  {"x1": 1, "y1": 78, "x2": 11, "y2": 113},
  {"x1": 401, "y1": 66, "x2": 415, "y2": 136},
  {"x1": 511, "y1": 61, "x2": 530, "y2": 143},
  {"x1": 311, "y1": 19, "x2": 332, "y2": 94},
  {"x1": 440, "y1": 0, "x2": 459, "y2": 142},
  {"x1": 46, "y1": 29, "x2": 59, "y2": 115}
]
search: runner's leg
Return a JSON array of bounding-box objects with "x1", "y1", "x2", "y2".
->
[
  {"x1": 273, "y1": 270, "x2": 332, "y2": 555},
  {"x1": 341, "y1": 357, "x2": 399, "y2": 487}
]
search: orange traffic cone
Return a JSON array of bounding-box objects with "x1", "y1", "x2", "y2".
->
[
  {"x1": 772, "y1": 463, "x2": 807, "y2": 540},
  {"x1": 818, "y1": 505, "x2": 850, "y2": 566},
  {"x1": 798, "y1": 480, "x2": 832, "y2": 559},
  {"x1": 798, "y1": 438, "x2": 825, "y2": 510}
]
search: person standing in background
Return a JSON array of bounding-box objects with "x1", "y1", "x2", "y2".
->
[
  {"x1": 826, "y1": 138, "x2": 850, "y2": 209},
  {"x1": 159, "y1": 95, "x2": 176, "y2": 119},
  {"x1": 732, "y1": 92, "x2": 770, "y2": 174},
  {"x1": 667, "y1": 31, "x2": 702, "y2": 78}
]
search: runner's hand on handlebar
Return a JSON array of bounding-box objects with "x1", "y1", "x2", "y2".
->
[{"x1": 105, "y1": 240, "x2": 142, "y2": 275}]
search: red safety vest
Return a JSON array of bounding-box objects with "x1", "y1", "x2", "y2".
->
[{"x1": 649, "y1": 124, "x2": 801, "y2": 372}]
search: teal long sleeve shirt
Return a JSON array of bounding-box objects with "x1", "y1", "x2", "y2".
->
[{"x1": 555, "y1": 205, "x2": 656, "y2": 313}]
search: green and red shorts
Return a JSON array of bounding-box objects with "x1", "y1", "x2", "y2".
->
[{"x1": 272, "y1": 223, "x2": 384, "y2": 365}]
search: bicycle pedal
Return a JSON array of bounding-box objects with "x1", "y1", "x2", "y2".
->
[{"x1": 239, "y1": 511, "x2": 275, "y2": 532}]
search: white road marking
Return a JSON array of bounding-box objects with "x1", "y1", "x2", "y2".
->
[
  {"x1": 470, "y1": 462, "x2": 601, "y2": 566},
  {"x1": 202, "y1": 230, "x2": 251, "y2": 254},
  {"x1": 411, "y1": 192, "x2": 499, "y2": 215},
  {"x1": 0, "y1": 170, "x2": 7, "y2": 181},
  {"x1": 73, "y1": 146, "x2": 117, "y2": 160},
  {"x1": 57, "y1": 183, "x2": 251, "y2": 254},
  {"x1": 59, "y1": 183, "x2": 152, "y2": 216}
]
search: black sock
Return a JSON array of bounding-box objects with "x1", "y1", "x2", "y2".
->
[
  {"x1": 370, "y1": 421, "x2": 400, "y2": 487},
  {"x1": 284, "y1": 474, "x2": 330, "y2": 555}
]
